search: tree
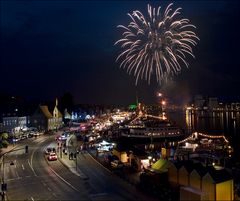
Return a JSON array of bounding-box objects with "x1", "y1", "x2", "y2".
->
[{"x1": 0, "y1": 132, "x2": 9, "y2": 148}]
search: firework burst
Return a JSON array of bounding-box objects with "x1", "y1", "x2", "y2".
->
[{"x1": 115, "y1": 3, "x2": 199, "y2": 85}]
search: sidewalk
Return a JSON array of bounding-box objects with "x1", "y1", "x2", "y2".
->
[
  {"x1": 87, "y1": 148, "x2": 141, "y2": 186},
  {"x1": 57, "y1": 149, "x2": 89, "y2": 180},
  {"x1": 58, "y1": 135, "x2": 141, "y2": 186},
  {"x1": 56, "y1": 135, "x2": 88, "y2": 180}
]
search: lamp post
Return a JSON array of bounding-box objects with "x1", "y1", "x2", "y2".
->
[
  {"x1": 157, "y1": 92, "x2": 165, "y2": 117},
  {"x1": 75, "y1": 152, "x2": 78, "y2": 171},
  {"x1": 1, "y1": 151, "x2": 15, "y2": 201},
  {"x1": 157, "y1": 92, "x2": 162, "y2": 98},
  {"x1": 148, "y1": 156, "x2": 152, "y2": 167}
]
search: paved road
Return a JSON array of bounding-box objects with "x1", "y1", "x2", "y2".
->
[
  {"x1": 4, "y1": 136, "x2": 88, "y2": 201},
  {"x1": 2, "y1": 134, "x2": 158, "y2": 201}
]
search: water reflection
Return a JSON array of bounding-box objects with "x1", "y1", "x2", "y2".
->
[
  {"x1": 168, "y1": 109, "x2": 240, "y2": 161},
  {"x1": 172, "y1": 110, "x2": 240, "y2": 136},
  {"x1": 119, "y1": 110, "x2": 240, "y2": 162}
]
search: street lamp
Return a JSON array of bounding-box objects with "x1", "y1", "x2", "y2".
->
[
  {"x1": 157, "y1": 92, "x2": 166, "y2": 116},
  {"x1": 157, "y1": 92, "x2": 162, "y2": 97},
  {"x1": 148, "y1": 156, "x2": 152, "y2": 167},
  {"x1": 1, "y1": 151, "x2": 15, "y2": 200}
]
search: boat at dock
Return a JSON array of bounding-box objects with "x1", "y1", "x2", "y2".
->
[{"x1": 119, "y1": 114, "x2": 185, "y2": 142}]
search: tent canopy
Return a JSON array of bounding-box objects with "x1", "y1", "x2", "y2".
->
[
  {"x1": 151, "y1": 159, "x2": 169, "y2": 172},
  {"x1": 100, "y1": 140, "x2": 110, "y2": 146}
]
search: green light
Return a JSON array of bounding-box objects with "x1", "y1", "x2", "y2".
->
[{"x1": 129, "y1": 104, "x2": 137, "y2": 110}]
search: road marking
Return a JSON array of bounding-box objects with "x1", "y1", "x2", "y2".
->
[
  {"x1": 28, "y1": 159, "x2": 37, "y2": 176},
  {"x1": 30, "y1": 196, "x2": 34, "y2": 201},
  {"x1": 16, "y1": 170, "x2": 20, "y2": 179},
  {"x1": 22, "y1": 164, "x2": 25, "y2": 170},
  {"x1": 49, "y1": 166, "x2": 80, "y2": 192},
  {"x1": 47, "y1": 187, "x2": 52, "y2": 192},
  {"x1": 6, "y1": 177, "x2": 22, "y2": 181}
]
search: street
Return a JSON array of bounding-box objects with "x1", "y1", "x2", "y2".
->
[{"x1": 2, "y1": 134, "x2": 156, "y2": 201}]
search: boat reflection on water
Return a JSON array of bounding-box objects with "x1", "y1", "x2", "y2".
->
[
  {"x1": 168, "y1": 108, "x2": 240, "y2": 163},
  {"x1": 114, "y1": 108, "x2": 239, "y2": 165}
]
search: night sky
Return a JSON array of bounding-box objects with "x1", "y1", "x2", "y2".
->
[{"x1": 1, "y1": 1, "x2": 240, "y2": 106}]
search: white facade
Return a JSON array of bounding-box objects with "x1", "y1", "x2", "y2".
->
[{"x1": 2, "y1": 116, "x2": 29, "y2": 132}]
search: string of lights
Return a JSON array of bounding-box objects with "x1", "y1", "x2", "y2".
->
[{"x1": 178, "y1": 132, "x2": 229, "y2": 144}]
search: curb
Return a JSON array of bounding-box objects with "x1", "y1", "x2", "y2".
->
[
  {"x1": 57, "y1": 135, "x2": 89, "y2": 180},
  {"x1": 87, "y1": 151, "x2": 112, "y2": 174},
  {"x1": 58, "y1": 155, "x2": 89, "y2": 180}
]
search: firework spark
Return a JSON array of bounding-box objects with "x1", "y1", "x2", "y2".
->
[{"x1": 115, "y1": 3, "x2": 199, "y2": 85}]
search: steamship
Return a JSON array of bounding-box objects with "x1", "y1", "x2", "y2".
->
[{"x1": 120, "y1": 114, "x2": 185, "y2": 141}]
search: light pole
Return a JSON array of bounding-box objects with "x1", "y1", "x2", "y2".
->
[
  {"x1": 1, "y1": 150, "x2": 16, "y2": 201},
  {"x1": 157, "y1": 92, "x2": 164, "y2": 116},
  {"x1": 75, "y1": 152, "x2": 78, "y2": 171},
  {"x1": 161, "y1": 100, "x2": 167, "y2": 119},
  {"x1": 157, "y1": 92, "x2": 162, "y2": 98},
  {"x1": 148, "y1": 156, "x2": 152, "y2": 167}
]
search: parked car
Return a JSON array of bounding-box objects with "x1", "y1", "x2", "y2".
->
[
  {"x1": 45, "y1": 147, "x2": 56, "y2": 155},
  {"x1": 48, "y1": 152, "x2": 57, "y2": 161},
  {"x1": 45, "y1": 148, "x2": 52, "y2": 155},
  {"x1": 20, "y1": 134, "x2": 28, "y2": 140},
  {"x1": 12, "y1": 137, "x2": 20, "y2": 142}
]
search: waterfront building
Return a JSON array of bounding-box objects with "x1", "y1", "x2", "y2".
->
[
  {"x1": 30, "y1": 99, "x2": 63, "y2": 131},
  {"x1": 178, "y1": 164, "x2": 191, "y2": 186},
  {"x1": 30, "y1": 105, "x2": 53, "y2": 131},
  {"x1": 201, "y1": 167, "x2": 234, "y2": 201},
  {"x1": 0, "y1": 109, "x2": 30, "y2": 133},
  {"x1": 194, "y1": 95, "x2": 205, "y2": 109},
  {"x1": 180, "y1": 186, "x2": 208, "y2": 200},
  {"x1": 230, "y1": 102, "x2": 240, "y2": 111},
  {"x1": 189, "y1": 163, "x2": 206, "y2": 190},
  {"x1": 52, "y1": 99, "x2": 63, "y2": 130},
  {"x1": 168, "y1": 160, "x2": 234, "y2": 201},
  {"x1": 168, "y1": 161, "x2": 180, "y2": 185},
  {"x1": 64, "y1": 109, "x2": 71, "y2": 120},
  {"x1": 2, "y1": 114, "x2": 19, "y2": 132},
  {"x1": 208, "y1": 97, "x2": 219, "y2": 110}
]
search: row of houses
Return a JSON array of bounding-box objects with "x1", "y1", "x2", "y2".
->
[
  {"x1": 111, "y1": 144, "x2": 233, "y2": 201},
  {"x1": 0, "y1": 99, "x2": 63, "y2": 133},
  {"x1": 168, "y1": 160, "x2": 233, "y2": 200}
]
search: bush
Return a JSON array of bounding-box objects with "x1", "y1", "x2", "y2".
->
[{"x1": 2, "y1": 140, "x2": 9, "y2": 148}]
